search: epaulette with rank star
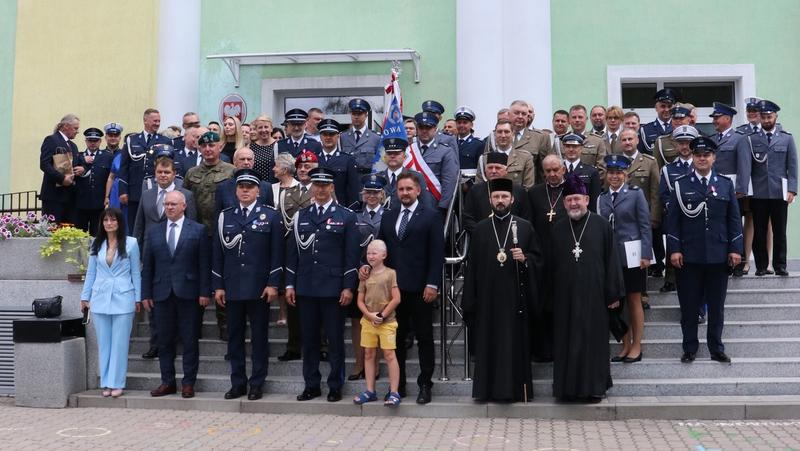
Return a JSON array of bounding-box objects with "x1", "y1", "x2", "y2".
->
[
  {"x1": 629, "y1": 185, "x2": 640, "y2": 190},
  {"x1": 221, "y1": 206, "x2": 235, "y2": 212},
  {"x1": 735, "y1": 129, "x2": 747, "y2": 135},
  {"x1": 641, "y1": 153, "x2": 656, "y2": 161},
  {"x1": 779, "y1": 129, "x2": 792, "y2": 136}
]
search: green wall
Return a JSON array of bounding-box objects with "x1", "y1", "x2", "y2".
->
[
  {"x1": 0, "y1": 0, "x2": 17, "y2": 193},
  {"x1": 551, "y1": 0, "x2": 800, "y2": 256},
  {"x1": 198, "y1": 0, "x2": 457, "y2": 124}
]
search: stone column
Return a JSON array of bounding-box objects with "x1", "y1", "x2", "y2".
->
[{"x1": 156, "y1": 0, "x2": 201, "y2": 127}]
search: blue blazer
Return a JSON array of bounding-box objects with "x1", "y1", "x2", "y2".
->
[
  {"x1": 377, "y1": 202, "x2": 444, "y2": 292},
  {"x1": 141, "y1": 217, "x2": 211, "y2": 301},
  {"x1": 80, "y1": 237, "x2": 142, "y2": 314}
]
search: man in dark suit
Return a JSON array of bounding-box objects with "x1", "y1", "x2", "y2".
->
[
  {"x1": 214, "y1": 148, "x2": 274, "y2": 215},
  {"x1": 141, "y1": 190, "x2": 211, "y2": 399},
  {"x1": 39, "y1": 114, "x2": 85, "y2": 223},
  {"x1": 174, "y1": 125, "x2": 204, "y2": 177},
  {"x1": 118, "y1": 108, "x2": 173, "y2": 233},
  {"x1": 213, "y1": 169, "x2": 284, "y2": 401},
  {"x1": 133, "y1": 157, "x2": 197, "y2": 359},
  {"x1": 75, "y1": 127, "x2": 113, "y2": 234},
  {"x1": 373, "y1": 172, "x2": 444, "y2": 404}
]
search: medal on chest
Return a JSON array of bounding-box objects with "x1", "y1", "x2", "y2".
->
[{"x1": 491, "y1": 214, "x2": 513, "y2": 267}]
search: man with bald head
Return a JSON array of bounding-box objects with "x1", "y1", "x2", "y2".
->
[
  {"x1": 142, "y1": 190, "x2": 211, "y2": 399},
  {"x1": 215, "y1": 147, "x2": 274, "y2": 214}
]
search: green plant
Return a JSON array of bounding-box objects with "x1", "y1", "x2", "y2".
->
[{"x1": 39, "y1": 226, "x2": 91, "y2": 273}]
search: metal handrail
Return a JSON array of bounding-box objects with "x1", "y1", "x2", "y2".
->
[{"x1": 0, "y1": 191, "x2": 41, "y2": 217}]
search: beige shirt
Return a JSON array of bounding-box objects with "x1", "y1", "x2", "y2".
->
[{"x1": 358, "y1": 268, "x2": 398, "y2": 322}]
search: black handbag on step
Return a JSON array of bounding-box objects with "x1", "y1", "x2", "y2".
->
[{"x1": 32, "y1": 296, "x2": 63, "y2": 318}]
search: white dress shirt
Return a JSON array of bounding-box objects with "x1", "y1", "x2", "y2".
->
[
  {"x1": 395, "y1": 199, "x2": 419, "y2": 235},
  {"x1": 166, "y1": 216, "x2": 185, "y2": 245}
]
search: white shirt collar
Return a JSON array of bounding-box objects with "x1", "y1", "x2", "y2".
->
[
  {"x1": 239, "y1": 200, "x2": 257, "y2": 212},
  {"x1": 169, "y1": 216, "x2": 185, "y2": 228},
  {"x1": 694, "y1": 170, "x2": 711, "y2": 181},
  {"x1": 315, "y1": 198, "x2": 334, "y2": 212},
  {"x1": 322, "y1": 146, "x2": 338, "y2": 155},
  {"x1": 679, "y1": 156, "x2": 693, "y2": 165},
  {"x1": 719, "y1": 127, "x2": 733, "y2": 137},
  {"x1": 496, "y1": 146, "x2": 512, "y2": 155},
  {"x1": 388, "y1": 167, "x2": 403, "y2": 177},
  {"x1": 158, "y1": 182, "x2": 176, "y2": 193},
  {"x1": 59, "y1": 131, "x2": 70, "y2": 142},
  {"x1": 401, "y1": 199, "x2": 419, "y2": 214},
  {"x1": 353, "y1": 125, "x2": 367, "y2": 135},
  {"x1": 367, "y1": 205, "x2": 381, "y2": 214},
  {"x1": 610, "y1": 185, "x2": 623, "y2": 194},
  {"x1": 628, "y1": 151, "x2": 639, "y2": 161}
]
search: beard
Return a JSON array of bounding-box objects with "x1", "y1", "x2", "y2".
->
[
  {"x1": 492, "y1": 204, "x2": 509, "y2": 217},
  {"x1": 567, "y1": 207, "x2": 587, "y2": 221}
]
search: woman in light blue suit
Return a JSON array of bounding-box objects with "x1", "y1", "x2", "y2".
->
[{"x1": 80, "y1": 207, "x2": 141, "y2": 398}]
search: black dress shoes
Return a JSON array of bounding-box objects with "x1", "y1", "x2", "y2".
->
[
  {"x1": 775, "y1": 269, "x2": 790, "y2": 276},
  {"x1": 278, "y1": 351, "x2": 301, "y2": 362},
  {"x1": 417, "y1": 386, "x2": 432, "y2": 404},
  {"x1": 680, "y1": 352, "x2": 696, "y2": 363},
  {"x1": 648, "y1": 267, "x2": 663, "y2": 278},
  {"x1": 296, "y1": 387, "x2": 321, "y2": 401},
  {"x1": 755, "y1": 269, "x2": 768, "y2": 276},
  {"x1": 710, "y1": 352, "x2": 731, "y2": 363},
  {"x1": 659, "y1": 282, "x2": 676, "y2": 293},
  {"x1": 141, "y1": 347, "x2": 159, "y2": 359},
  {"x1": 224, "y1": 386, "x2": 247, "y2": 400},
  {"x1": 320, "y1": 351, "x2": 329, "y2": 362},
  {"x1": 347, "y1": 371, "x2": 365, "y2": 381},
  {"x1": 248, "y1": 386, "x2": 263, "y2": 400},
  {"x1": 732, "y1": 263, "x2": 745, "y2": 277},
  {"x1": 327, "y1": 388, "x2": 342, "y2": 402}
]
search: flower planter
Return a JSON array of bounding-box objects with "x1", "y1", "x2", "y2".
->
[{"x1": 0, "y1": 237, "x2": 79, "y2": 280}]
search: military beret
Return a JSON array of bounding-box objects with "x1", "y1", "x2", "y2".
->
[
  {"x1": 672, "y1": 125, "x2": 700, "y2": 141},
  {"x1": 152, "y1": 143, "x2": 175, "y2": 159},
  {"x1": 348, "y1": 98, "x2": 371, "y2": 112},
  {"x1": 414, "y1": 112, "x2": 439, "y2": 127},
  {"x1": 198, "y1": 131, "x2": 220, "y2": 144},
  {"x1": 690, "y1": 136, "x2": 718, "y2": 153},
  {"x1": 318, "y1": 118, "x2": 341, "y2": 134},
  {"x1": 604, "y1": 154, "x2": 631, "y2": 171},
  {"x1": 709, "y1": 102, "x2": 737, "y2": 117},
  {"x1": 561, "y1": 133, "x2": 584, "y2": 146},
  {"x1": 361, "y1": 173, "x2": 386, "y2": 191},
  {"x1": 654, "y1": 88, "x2": 679, "y2": 104},
  {"x1": 670, "y1": 106, "x2": 692, "y2": 119},
  {"x1": 235, "y1": 168, "x2": 261, "y2": 186},
  {"x1": 284, "y1": 108, "x2": 308, "y2": 123},
  {"x1": 421, "y1": 100, "x2": 445, "y2": 115},
  {"x1": 485, "y1": 152, "x2": 509, "y2": 166},
  {"x1": 103, "y1": 123, "x2": 123, "y2": 134},
  {"x1": 309, "y1": 167, "x2": 335, "y2": 184},
  {"x1": 563, "y1": 173, "x2": 588, "y2": 196},
  {"x1": 83, "y1": 127, "x2": 104, "y2": 140},
  {"x1": 295, "y1": 149, "x2": 318, "y2": 166},
  {"x1": 488, "y1": 177, "x2": 513, "y2": 194},
  {"x1": 758, "y1": 100, "x2": 780, "y2": 113},
  {"x1": 454, "y1": 106, "x2": 476, "y2": 122}
]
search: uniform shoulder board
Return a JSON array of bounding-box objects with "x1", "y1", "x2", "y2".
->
[
  {"x1": 541, "y1": 128, "x2": 554, "y2": 134},
  {"x1": 735, "y1": 129, "x2": 747, "y2": 135},
  {"x1": 438, "y1": 140, "x2": 452, "y2": 148},
  {"x1": 337, "y1": 205, "x2": 353, "y2": 212},
  {"x1": 263, "y1": 205, "x2": 277, "y2": 210},
  {"x1": 221, "y1": 206, "x2": 235, "y2": 212},
  {"x1": 779, "y1": 130, "x2": 792, "y2": 136},
  {"x1": 629, "y1": 185, "x2": 640, "y2": 190},
  {"x1": 674, "y1": 173, "x2": 690, "y2": 182},
  {"x1": 716, "y1": 173, "x2": 732, "y2": 180},
  {"x1": 530, "y1": 128, "x2": 546, "y2": 135},
  {"x1": 641, "y1": 153, "x2": 656, "y2": 160}
]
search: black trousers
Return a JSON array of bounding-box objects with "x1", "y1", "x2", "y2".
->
[
  {"x1": 751, "y1": 198, "x2": 788, "y2": 271},
  {"x1": 396, "y1": 290, "x2": 435, "y2": 389},
  {"x1": 286, "y1": 303, "x2": 302, "y2": 354},
  {"x1": 297, "y1": 296, "x2": 345, "y2": 391},
  {"x1": 651, "y1": 225, "x2": 665, "y2": 271},
  {"x1": 126, "y1": 201, "x2": 139, "y2": 234},
  {"x1": 227, "y1": 299, "x2": 269, "y2": 389},
  {"x1": 77, "y1": 208, "x2": 103, "y2": 235},
  {"x1": 42, "y1": 199, "x2": 76, "y2": 224},
  {"x1": 675, "y1": 263, "x2": 729, "y2": 354},
  {"x1": 155, "y1": 294, "x2": 201, "y2": 386}
]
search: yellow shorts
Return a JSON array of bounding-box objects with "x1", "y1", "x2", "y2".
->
[{"x1": 360, "y1": 317, "x2": 398, "y2": 350}]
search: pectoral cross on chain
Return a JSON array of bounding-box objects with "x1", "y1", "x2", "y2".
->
[
  {"x1": 572, "y1": 242, "x2": 583, "y2": 261},
  {"x1": 546, "y1": 209, "x2": 556, "y2": 222}
]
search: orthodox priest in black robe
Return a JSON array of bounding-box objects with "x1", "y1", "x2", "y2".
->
[
  {"x1": 463, "y1": 178, "x2": 543, "y2": 402},
  {"x1": 551, "y1": 173, "x2": 624, "y2": 402},
  {"x1": 462, "y1": 152, "x2": 530, "y2": 233},
  {"x1": 526, "y1": 154, "x2": 568, "y2": 362}
]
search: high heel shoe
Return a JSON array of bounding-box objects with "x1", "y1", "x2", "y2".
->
[
  {"x1": 110, "y1": 389, "x2": 124, "y2": 398},
  {"x1": 610, "y1": 354, "x2": 627, "y2": 363},
  {"x1": 101, "y1": 388, "x2": 111, "y2": 397},
  {"x1": 347, "y1": 370, "x2": 365, "y2": 381},
  {"x1": 623, "y1": 353, "x2": 642, "y2": 363}
]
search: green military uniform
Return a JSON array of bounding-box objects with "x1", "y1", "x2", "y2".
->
[
  {"x1": 624, "y1": 152, "x2": 662, "y2": 226},
  {"x1": 182, "y1": 159, "x2": 235, "y2": 338},
  {"x1": 653, "y1": 134, "x2": 680, "y2": 168},
  {"x1": 580, "y1": 133, "x2": 609, "y2": 179}
]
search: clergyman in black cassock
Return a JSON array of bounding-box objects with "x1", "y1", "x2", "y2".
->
[
  {"x1": 463, "y1": 178, "x2": 542, "y2": 402},
  {"x1": 550, "y1": 173, "x2": 624, "y2": 402}
]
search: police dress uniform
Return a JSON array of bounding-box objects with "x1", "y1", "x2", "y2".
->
[
  {"x1": 639, "y1": 88, "x2": 678, "y2": 155},
  {"x1": 562, "y1": 134, "x2": 602, "y2": 210},
  {"x1": 665, "y1": 138, "x2": 743, "y2": 361},
  {"x1": 118, "y1": 130, "x2": 173, "y2": 232},
  {"x1": 286, "y1": 169, "x2": 360, "y2": 399},
  {"x1": 457, "y1": 134, "x2": 484, "y2": 170},
  {"x1": 738, "y1": 101, "x2": 798, "y2": 275},
  {"x1": 276, "y1": 134, "x2": 322, "y2": 158},
  {"x1": 76, "y1": 128, "x2": 113, "y2": 234},
  {"x1": 212, "y1": 174, "x2": 284, "y2": 397},
  {"x1": 317, "y1": 120, "x2": 361, "y2": 207},
  {"x1": 412, "y1": 113, "x2": 461, "y2": 212}
]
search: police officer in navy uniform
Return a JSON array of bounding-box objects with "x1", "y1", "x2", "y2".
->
[
  {"x1": 285, "y1": 167, "x2": 360, "y2": 402},
  {"x1": 561, "y1": 133, "x2": 601, "y2": 209},
  {"x1": 738, "y1": 100, "x2": 797, "y2": 276},
  {"x1": 275, "y1": 109, "x2": 322, "y2": 157},
  {"x1": 316, "y1": 118, "x2": 361, "y2": 207},
  {"x1": 639, "y1": 88, "x2": 678, "y2": 155},
  {"x1": 666, "y1": 137, "x2": 743, "y2": 364},
  {"x1": 657, "y1": 125, "x2": 700, "y2": 293},
  {"x1": 454, "y1": 106, "x2": 484, "y2": 170},
  {"x1": 213, "y1": 169, "x2": 284, "y2": 401},
  {"x1": 339, "y1": 98, "x2": 382, "y2": 174},
  {"x1": 75, "y1": 128, "x2": 113, "y2": 234},
  {"x1": 421, "y1": 100, "x2": 459, "y2": 151},
  {"x1": 118, "y1": 108, "x2": 174, "y2": 233}
]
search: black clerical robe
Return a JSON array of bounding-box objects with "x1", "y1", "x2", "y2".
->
[
  {"x1": 550, "y1": 212, "x2": 624, "y2": 400},
  {"x1": 463, "y1": 214, "x2": 542, "y2": 402},
  {"x1": 462, "y1": 182, "x2": 531, "y2": 233}
]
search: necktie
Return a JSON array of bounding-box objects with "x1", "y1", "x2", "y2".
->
[
  {"x1": 610, "y1": 133, "x2": 616, "y2": 143},
  {"x1": 683, "y1": 161, "x2": 689, "y2": 170},
  {"x1": 398, "y1": 209, "x2": 410, "y2": 239},
  {"x1": 717, "y1": 132, "x2": 723, "y2": 142},
  {"x1": 318, "y1": 205, "x2": 324, "y2": 217},
  {"x1": 293, "y1": 141, "x2": 299, "y2": 153},
  {"x1": 301, "y1": 186, "x2": 308, "y2": 195},
  {"x1": 390, "y1": 172, "x2": 397, "y2": 189},
  {"x1": 145, "y1": 133, "x2": 152, "y2": 147},
  {"x1": 701, "y1": 177, "x2": 708, "y2": 190},
  {"x1": 187, "y1": 151, "x2": 195, "y2": 161},
  {"x1": 767, "y1": 132, "x2": 773, "y2": 144},
  {"x1": 611, "y1": 191, "x2": 618, "y2": 204},
  {"x1": 458, "y1": 138, "x2": 465, "y2": 147},
  {"x1": 242, "y1": 207, "x2": 248, "y2": 218},
  {"x1": 168, "y1": 222, "x2": 177, "y2": 256},
  {"x1": 568, "y1": 163, "x2": 574, "y2": 174},
  {"x1": 421, "y1": 144, "x2": 429, "y2": 154},
  {"x1": 157, "y1": 189, "x2": 166, "y2": 217},
  {"x1": 355, "y1": 131, "x2": 362, "y2": 143},
  {"x1": 369, "y1": 210, "x2": 376, "y2": 219}
]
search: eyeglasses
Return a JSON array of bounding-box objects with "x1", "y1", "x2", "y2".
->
[{"x1": 183, "y1": 122, "x2": 200, "y2": 128}]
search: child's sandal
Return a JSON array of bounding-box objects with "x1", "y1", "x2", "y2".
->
[
  {"x1": 353, "y1": 390, "x2": 377, "y2": 405},
  {"x1": 384, "y1": 391, "x2": 401, "y2": 406}
]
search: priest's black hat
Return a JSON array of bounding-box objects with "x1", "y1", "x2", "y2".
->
[
  {"x1": 488, "y1": 177, "x2": 513, "y2": 194},
  {"x1": 563, "y1": 173, "x2": 588, "y2": 196},
  {"x1": 485, "y1": 152, "x2": 508, "y2": 166}
]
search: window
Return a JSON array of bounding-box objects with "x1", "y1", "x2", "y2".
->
[{"x1": 284, "y1": 94, "x2": 385, "y2": 128}]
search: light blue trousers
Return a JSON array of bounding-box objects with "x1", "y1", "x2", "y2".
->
[{"x1": 93, "y1": 312, "x2": 135, "y2": 389}]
